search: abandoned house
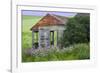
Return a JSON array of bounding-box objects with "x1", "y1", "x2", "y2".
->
[{"x1": 30, "y1": 14, "x2": 68, "y2": 49}]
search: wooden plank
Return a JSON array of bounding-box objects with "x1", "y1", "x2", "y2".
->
[{"x1": 39, "y1": 29, "x2": 50, "y2": 49}]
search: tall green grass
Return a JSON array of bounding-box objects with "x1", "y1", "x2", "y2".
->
[{"x1": 22, "y1": 43, "x2": 90, "y2": 62}]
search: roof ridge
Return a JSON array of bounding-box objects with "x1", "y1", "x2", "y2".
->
[
  {"x1": 51, "y1": 14, "x2": 65, "y2": 24},
  {"x1": 52, "y1": 14, "x2": 68, "y2": 24},
  {"x1": 31, "y1": 13, "x2": 67, "y2": 31}
]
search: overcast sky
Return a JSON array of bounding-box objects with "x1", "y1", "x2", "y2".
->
[{"x1": 22, "y1": 10, "x2": 77, "y2": 17}]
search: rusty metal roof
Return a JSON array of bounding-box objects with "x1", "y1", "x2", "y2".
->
[{"x1": 31, "y1": 14, "x2": 68, "y2": 30}]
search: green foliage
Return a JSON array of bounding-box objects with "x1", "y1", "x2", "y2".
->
[
  {"x1": 61, "y1": 14, "x2": 90, "y2": 47},
  {"x1": 22, "y1": 43, "x2": 90, "y2": 62},
  {"x1": 71, "y1": 43, "x2": 90, "y2": 59}
]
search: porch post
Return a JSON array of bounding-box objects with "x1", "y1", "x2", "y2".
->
[
  {"x1": 56, "y1": 30, "x2": 58, "y2": 47},
  {"x1": 52, "y1": 31, "x2": 54, "y2": 46},
  {"x1": 32, "y1": 30, "x2": 34, "y2": 49}
]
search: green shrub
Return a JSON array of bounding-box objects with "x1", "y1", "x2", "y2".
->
[{"x1": 61, "y1": 14, "x2": 90, "y2": 47}]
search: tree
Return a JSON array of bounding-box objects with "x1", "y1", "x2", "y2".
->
[{"x1": 61, "y1": 13, "x2": 90, "y2": 47}]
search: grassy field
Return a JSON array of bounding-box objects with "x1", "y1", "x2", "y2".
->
[{"x1": 22, "y1": 15, "x2": 42, "y2": 49}]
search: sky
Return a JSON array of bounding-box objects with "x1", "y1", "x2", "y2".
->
[{"x1": 22, "y1": 10, "x2": 77, "y2": 17}]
